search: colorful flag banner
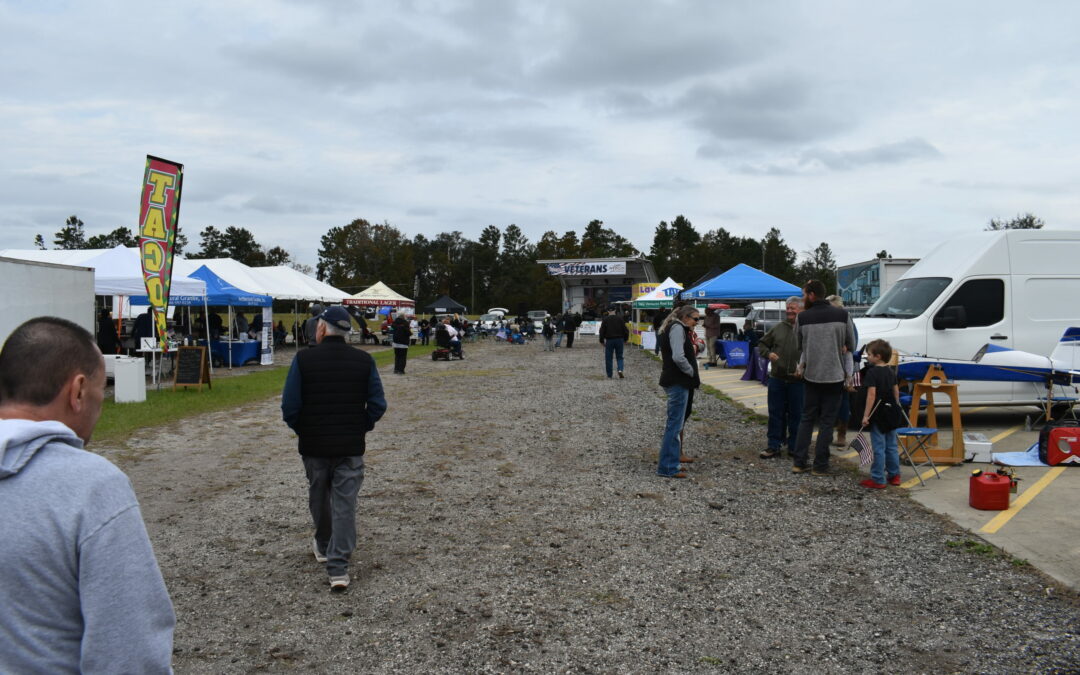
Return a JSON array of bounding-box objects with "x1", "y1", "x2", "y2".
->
[{"x1": 137, "y1": 155, "x2": 184, "y2": 351}]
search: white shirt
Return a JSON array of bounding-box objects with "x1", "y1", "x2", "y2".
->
[{"x1": 445, "y1": 325, "x2": 459, "y2": 339}]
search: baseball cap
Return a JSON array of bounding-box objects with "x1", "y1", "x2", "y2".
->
[{"x1": 320, "y1": 306, "x2": 352, "y2": 331}]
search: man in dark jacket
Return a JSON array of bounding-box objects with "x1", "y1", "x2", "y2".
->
[
  {"x1": 281, "y1": 306, "x2": 387, "y2": 592},
  {"x1": 598, "y1": 308, "x2": 630, "y2": 378},
  {"x1": 791, "y1": 280, "x2": 855, "y2": 475},
  {"x1": 391, "y1": 314, "x2": 411, "y2": 374},
  {"x1": 757, "y1": 296, "x2": 804, "y2": 459},
  {"x1": 561, "y1": 312, "x2": 576, "y2": 348}
]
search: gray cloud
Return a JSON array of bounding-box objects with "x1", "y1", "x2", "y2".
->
[
  {"x1": 734, "y1": 138, "x2": 942, "y2": 175},
  {"x1": 626, "y1": 178, "x2": 701, "y2": 191}
]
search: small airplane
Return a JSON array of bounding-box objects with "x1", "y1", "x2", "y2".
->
[{"x1": 896, "y1": 327, "x2": 1080, "y2": 386}]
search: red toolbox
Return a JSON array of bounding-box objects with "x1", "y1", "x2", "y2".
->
[{"x1": 969, "y1": 471, "x2": 1011, "y2": 511}]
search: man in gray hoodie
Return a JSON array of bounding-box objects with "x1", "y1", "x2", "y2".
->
[{"x1": 0, "y1": 317, "x2": 175, "y2": 674}]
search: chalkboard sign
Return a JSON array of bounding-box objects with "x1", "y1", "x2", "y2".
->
[{"x1": 173, "y1": 346, "x2": 211, "y2": 391}]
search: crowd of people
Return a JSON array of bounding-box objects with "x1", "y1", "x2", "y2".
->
[{"x1": 0, "y1": 279, "x2": 912, "y2": 670}]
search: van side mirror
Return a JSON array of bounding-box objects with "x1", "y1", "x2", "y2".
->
[{"x1": 933, "y1": 306, "x2": 967, "y2": 330}]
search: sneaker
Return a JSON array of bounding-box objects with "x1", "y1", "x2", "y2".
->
[
  {"x1": 811, "y1": 468, "x2": 834, "y2": 477},
  {"x1": 888, "y1": 475, "x2": 902, "y2": 486},
  {"x1": 759, "y1": 449, "x2": 781, "y2": 459},
  {"x1": 312, "y1": 538, "x2": 327, "y2": 563},
  {"x1": 618, "y1": 370, "x2": 624, "y2": 379},
  {"x1": 860, "y1": 478, "x2": 887, "y2": 489},
  {"x1": 329, "y1": 575, "x2": 350, "y2": 592},
  {"x1": 791, "y1": 465, "x2": 809, "y2": 474}
]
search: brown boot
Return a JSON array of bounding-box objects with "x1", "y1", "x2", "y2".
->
[{"x1": 833, "y1": 422, "x2": 847, "y2": 448}]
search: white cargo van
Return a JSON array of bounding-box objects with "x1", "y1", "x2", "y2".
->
[{"x1": 855, "y1": 229, "x2": 1080, "y2": 405}]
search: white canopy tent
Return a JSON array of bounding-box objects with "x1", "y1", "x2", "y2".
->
[
  {"x1": 344, "y1": 281, "x2": 415, "y2": 308},
  {"x1": 250, "y1": 266, "x2": 349, "y2": 303}
]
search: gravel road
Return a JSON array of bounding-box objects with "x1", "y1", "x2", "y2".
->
[{"x1": 95, "y1": 337, "x2": 1080, "y2": 673}]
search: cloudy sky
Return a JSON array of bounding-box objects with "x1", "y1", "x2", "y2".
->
[{"x1": 2, "y1": 0, "x2": 1078, "y2": 269}]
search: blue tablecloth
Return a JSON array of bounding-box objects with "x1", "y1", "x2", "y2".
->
[{"x1": 200, "y1": 339, "x2": 261, "y2": 366}]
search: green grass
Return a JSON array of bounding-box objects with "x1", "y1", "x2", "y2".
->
[{"x1": 95, "y1": 344, "x2": 433, "y2": 443}]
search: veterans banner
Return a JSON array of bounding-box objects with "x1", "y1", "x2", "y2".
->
[{"x1": 137, "y1": 155, "x2": 183, "y2": 351}]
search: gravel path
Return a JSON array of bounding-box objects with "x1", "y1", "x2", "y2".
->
[{"x1": 95, "y1": 338, "x2": 1080, "y2": 673}]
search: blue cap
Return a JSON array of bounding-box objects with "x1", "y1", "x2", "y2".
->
[{"x1": 321, "y1": 306, "x2": 352, "y2": 331}]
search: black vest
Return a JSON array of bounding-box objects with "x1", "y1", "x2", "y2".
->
[
  {"x1": 658, "y1": 324, "x2": 700, "y2": 389},
  {"x1": 295, "y1": 336, "x2": 374, "y2": 457}
]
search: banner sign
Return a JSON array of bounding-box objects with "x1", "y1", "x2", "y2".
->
[
  {"x1": 137, "y1": 155, "x2": 183, "y2": 351},
  {"x1": 545, "y1": 261, "x2": 626, "y2": 276}
]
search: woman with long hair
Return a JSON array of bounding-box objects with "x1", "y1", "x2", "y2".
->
[{"x1": 657, "y1": 305, "x2": 702, "y2": 478}]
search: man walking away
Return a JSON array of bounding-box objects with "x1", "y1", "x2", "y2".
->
[
  {"x1": 391, "y1": 313, "x2": 410, "y2": 374},
  {"x1": 304, "y1": 303, "x2": 324, "y2": 348},
  {"x1": 791, "y1": 280, "x2": 855, "y2": 475},
  {"x1": 563, "y1": 312, "x2": 576, "y2": 348},
  {"x1": 0, "y1": 317, "x2": 175, "y2": 673},
  {"x1": 598, "y1": 307, "x2": 630, "y2": 378},
  {"x1": 554, "y1": 313, "x2": 565, "y2": 348},
  {"x1": 282, "y1": 306, "x2": 387, "y2": 592},
  {"x1": 758, "y1": 296, "x2": 804, "y2": 459}
]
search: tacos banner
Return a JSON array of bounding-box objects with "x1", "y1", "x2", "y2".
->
[{"x1": 137, "y1": 155, "x2": 184, "y2": 351}]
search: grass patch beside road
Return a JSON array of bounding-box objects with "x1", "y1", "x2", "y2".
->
[{"x1": 95, "y1": 344, "x2": 433, "y2": 443}]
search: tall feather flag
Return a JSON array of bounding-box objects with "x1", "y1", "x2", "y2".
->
[{"x1": 137, "y1": 156, "x2": 183, "y2": 352}]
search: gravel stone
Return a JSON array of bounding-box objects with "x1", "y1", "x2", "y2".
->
[{"x1": 95, "y1": 339, "x2": 1080, "y2": 673}]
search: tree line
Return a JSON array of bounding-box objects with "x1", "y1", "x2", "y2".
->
[{"x1": 34, "y1": 212, "x2": 1045, "y2": 311}]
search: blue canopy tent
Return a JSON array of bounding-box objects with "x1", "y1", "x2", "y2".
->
[
  {"x1": 679, "y1": 263, "x2": 801, "y2": 301},
  {"x1": 132, "y1": 265, "x2": 272, "y2": 368}
]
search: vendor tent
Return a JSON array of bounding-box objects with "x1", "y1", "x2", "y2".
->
[
  {"x1": 679, "y1": 264, "x2": 800, "y2": 301},
  {"x1": 132, "y1": 264, "x2": 271, "y2": 307},
  {"x1": 632, "y1": 277, "x2": 683, "y2": 309},
  {"x1": 0, "y1": 246, "x2": 207, "y2": 298},
  {"x1": 344, "y1": 281, "x2": 415, "y2": 308},
  {"x1": 250, "y1": 266, "x2": 349, "y2": 303},
  {"x1": 423, "y1": 294, "x2": 466, "y2": 314}
]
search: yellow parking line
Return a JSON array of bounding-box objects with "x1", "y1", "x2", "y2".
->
[
  {"x1": 980, "y1": 467, "x2": 1067, "y2": 534},
  {"x1": 900, "y1": 464, "x2": 952, "y2": 489},
  {"x1": 990, "y1": 424, "x2": 1024, "y2": 444},
  {"x1": 734, "y1": 391, "x2": 768, "y2": 401}
]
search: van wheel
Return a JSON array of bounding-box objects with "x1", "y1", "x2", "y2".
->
[{"x1": 1050, "y1": 403, "x2": 1074, "y2": 421}]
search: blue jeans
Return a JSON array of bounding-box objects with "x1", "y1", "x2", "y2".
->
[
  {"x1": 554, "y1": 332, "x2": 563, "y2": 347},
  {"x1": 870, "y1": 425, "x2": 901, "y2": 484},
  {"x1": 766, "y1": 378, "x2": 804, "y2": 453},
  {"x1": 604, "y1": 338, "x2": 625, "y2": 377},
  {"x1": 302, "y1": 455, "x2": 365, "y2": 577},
  {"x1": 658, "y1": 385, "x2": 689, "y2": 475}
]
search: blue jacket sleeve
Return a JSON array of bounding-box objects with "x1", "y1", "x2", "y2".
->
[
  {"x1": 281, "y1": 357, "x2": 302, "y2": 432},
  {"x1": 365, "y1": 367, "x2": 387, "y2": 431}
]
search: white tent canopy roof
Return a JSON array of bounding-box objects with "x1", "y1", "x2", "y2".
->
[
  {"x1": 344, "y1": 280, "x2": 414, "y2": 307},
  {"x1": 634, "y1": 277, "x2": 683, "y2": 302},
  {"x1": 252, "y1": 266, "x2": 349, "y2": 303},
  {"x1": 0, "y1": 246, "x2": 206, "y2": 298}
]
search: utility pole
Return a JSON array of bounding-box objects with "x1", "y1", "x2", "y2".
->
[
  {"x1": 471, "y1": 256, "x2": 475, "y2": 314},
  {"x1": 761, "y1": 239, "x2": 766, "y2": 271}
]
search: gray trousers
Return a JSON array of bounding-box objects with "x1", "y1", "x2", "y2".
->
[
  {"x1": 302, "y1": 455, "x2": 365, "y2": 576},
  {"x1": 543, "y1": 335, "x2": 554, "y2": 351}
]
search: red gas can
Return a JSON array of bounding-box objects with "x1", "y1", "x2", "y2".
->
[{"x1": 969, "y1": 472, "x2": 1011, "y2": 510}]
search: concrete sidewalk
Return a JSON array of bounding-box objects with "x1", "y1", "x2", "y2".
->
[{"x1": 700, "y1": 362, "x2": 1080, "y2": 591}]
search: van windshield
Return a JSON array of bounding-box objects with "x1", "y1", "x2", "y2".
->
[{"x1": 865, "y1": 277, "x2": 950, "y2": 319}]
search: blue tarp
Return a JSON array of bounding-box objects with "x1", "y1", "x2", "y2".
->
[
  {"x1": 679, "y1": 263, "x2": 801, "y2": 301},
  {"x1": 131, "y1": 265, "x2": 272, "y2": 307}
]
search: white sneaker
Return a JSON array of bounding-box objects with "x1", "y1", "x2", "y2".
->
[
  {"x1": 312, "y1": 538, "x2": 327, "y2": 563},
  {"x1": 329, "y1": 575, "x2": 350, "y2": 592}
]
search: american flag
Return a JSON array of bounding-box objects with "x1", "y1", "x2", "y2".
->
[{"x1": 851, "y1": 432, "x2": 873, "y2": 465}]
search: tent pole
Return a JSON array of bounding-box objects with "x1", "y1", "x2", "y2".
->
[
  {"x1": 228, "y1": 306, "x2": 233, "y2": 369},
  {"x1": 204, "y1": 295, "x2": 213, "y2": 375}
]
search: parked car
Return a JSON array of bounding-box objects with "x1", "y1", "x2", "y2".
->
[
  {"x1": 526, "y1": 310, "x2": 549, "y2": 332},
  {"x1": 486, "y1": 307, "x2": 509, "y2": 317},
  {"x1": 744, "y1": 306, "x2": 784, "y2": 335},
  {"x1": 478, "y1": 313, "x2": 504, "y2": 332}
]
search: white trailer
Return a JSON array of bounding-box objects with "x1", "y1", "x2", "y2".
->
[{"x1": 0, "y1": 257, "x2": 95, "y2": 347}]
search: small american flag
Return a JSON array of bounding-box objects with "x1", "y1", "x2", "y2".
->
[{"x1": 851, "y1": 432, "x2": 873, "y2": 465}]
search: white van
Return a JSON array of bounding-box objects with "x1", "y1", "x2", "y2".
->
[{"x1": 855, "y1": 229, "x2": 1080, "y2": 405}]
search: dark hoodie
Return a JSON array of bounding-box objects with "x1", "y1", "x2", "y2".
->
[{"x1": 0, "y1": 419, "x2": 175, "y2": 673}]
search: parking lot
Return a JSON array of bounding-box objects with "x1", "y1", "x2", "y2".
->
[{"x1": 701, "y1": 365, "x2": 1080, "y2": 590}]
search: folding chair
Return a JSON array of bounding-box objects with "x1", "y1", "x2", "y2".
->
[
  {"x1": 895, "y1": 427, "x2": 941, "y2": 487},
  {"x1": 1033, "y1": 382, "x2": 1079, "y2": 426}
]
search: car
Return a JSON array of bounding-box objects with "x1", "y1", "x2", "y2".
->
[
  {"x1": 478, "y1": 313, "x2": 504, "y2": 332},
  {"x1": 526, "y1": 310, "x2": 549, "y2": 332},
  {"x1": 486, "y1": 307, "x2": 509, "y2": 317},
  {"x1": 745, "y1": 307, "x2": 784, "y2": 335}
]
